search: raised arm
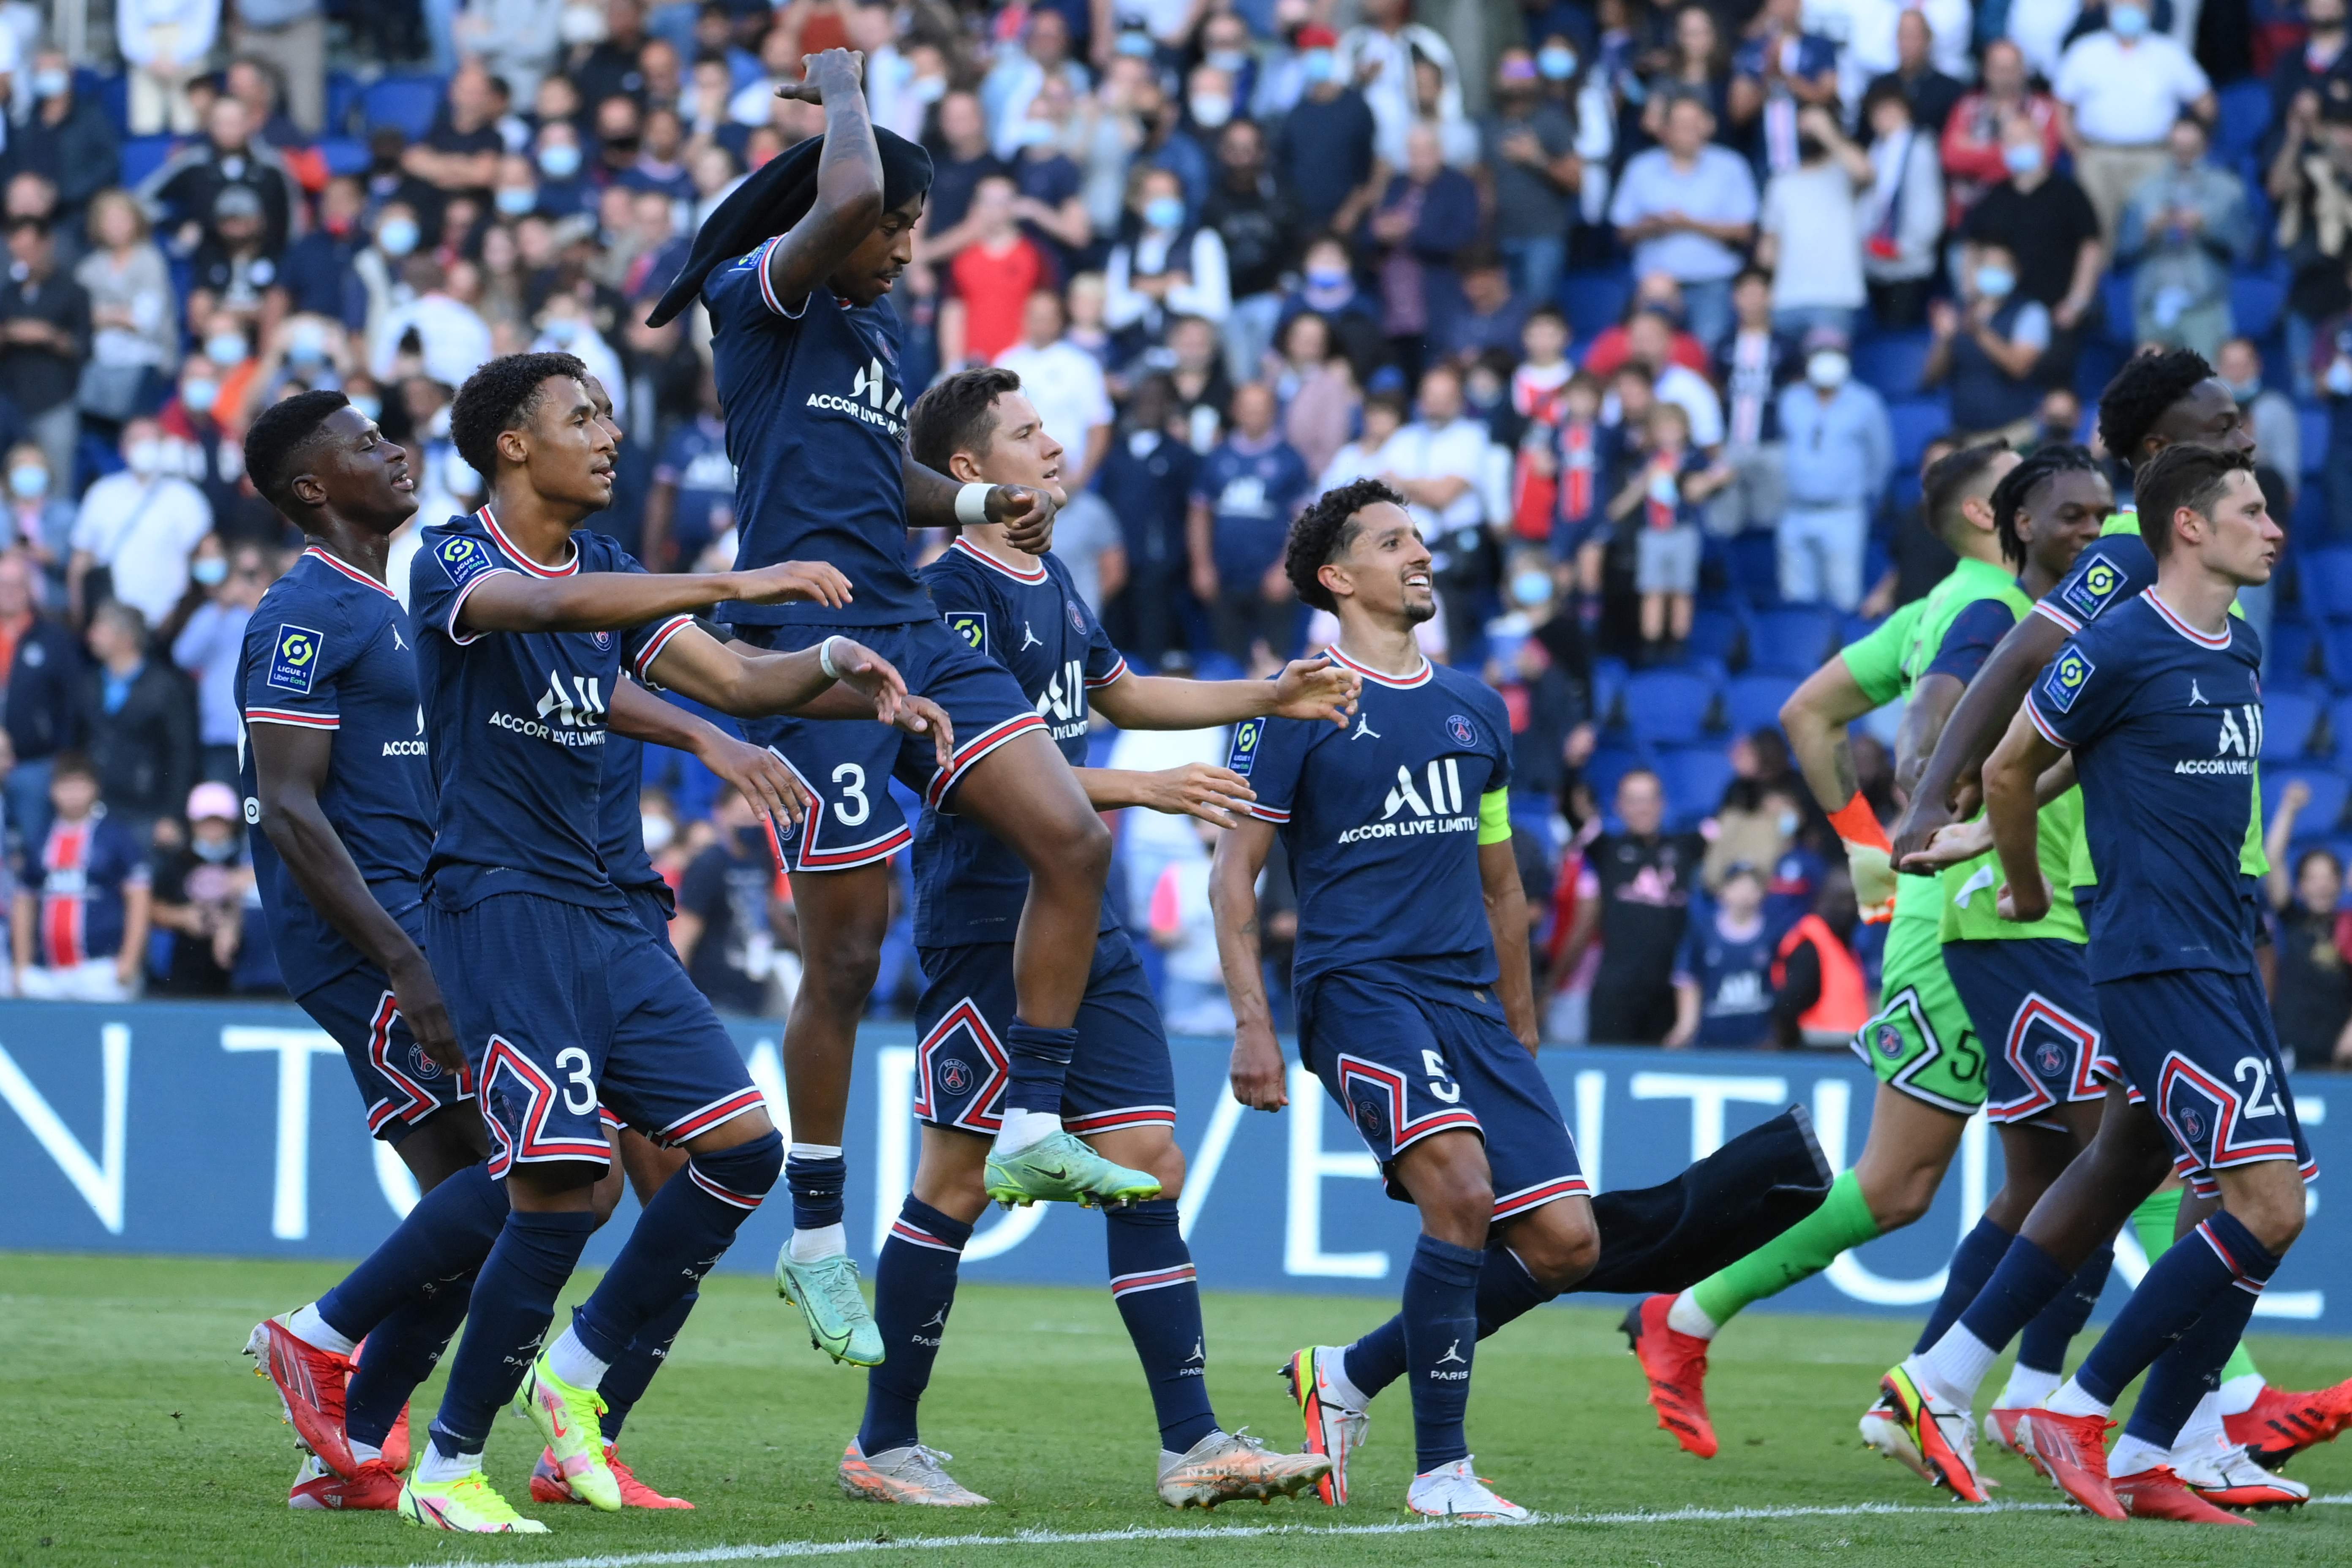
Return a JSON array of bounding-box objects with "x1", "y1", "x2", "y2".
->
[
  {"x1": 454, "y1": 558, "x2": 852, "y2": 637},
  {"x1": 1479, "y1": 836, "x2": 1539, "y2": 1052},
  {"x1": 902, "y1": 454, "x2": 1058, "y2": 554},
  {"x1": 760, "y1": 50, "x2": 883, "y2": 312},
  {"x1": 639, "y1": 622, "x2": 956, "y2": 773},
  {"x1": 249, "y1": 722, "x2": 458, "y2": 1070},
  {"x1": 1211, "y1": 815, "x2": 1286, "y2": 1111},
  {"x1": 1089, "y1": 658, "x2": 1359, "y2": 732},
  {"x1": 1889, "y1": 609, "x2": 2071, "y2": 864}
]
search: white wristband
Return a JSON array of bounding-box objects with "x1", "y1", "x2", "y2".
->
[
  {"x1": 817, "y1": 635, "x2": 841, "y2": 679},
  {"x1": 954, "y1": 482, "x2": 994, "y2": 527}
]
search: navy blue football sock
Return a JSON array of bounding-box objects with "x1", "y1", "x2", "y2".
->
[
  {"x1": 598, "y1": 1288, "x2": 697, "y2": 1442},
  {"x1": 345, "y1": 1268, "x2": 475, "y2": 1450},
  {"x1": 1340, "y1": 1242, "x2": 1554, "y2": 1405},
  {"x1": 1402, "y1": 1234, "x2": 1484, "y2": 1473},
  {"x1": 2017, "y1": 1243, "x2": 2114, "y2": 1374},
  {"x1": 1955, "y1": 1233, "x2": 2074, "y2": 1354},
  {"x1": 1105, "y1": 1199, "x2": 1217, "y2": 1454},
  {"x1": 858, "y1": 1196, "x2": 973, "y2": 1455},
  {"x1": 2075, "y1": 1211, "x2": 2280, "y2": 1408},
  {"x1": 426, "y1": 1207, "x2": 597, "y2": 1458},
  {"x1": 1914, "y1": 1216, "x2": 2015, "y2": 1355},
  {"x1": 318, "y1": 1159, "x2": 505, "y2": 1342},
  {"x1": 786, "y1": 1146, "x2": 847, "y2": 1233},
  {"x1": 2122, "y1": 1274, "x2": 2263, "y2": 1450},
  {"x1": 1002, "y1": 1020, "x2": 1078, "y2": 1117},
  {"x1": 571, "y1": 1132, "x2": 782, "y2": 1365}
]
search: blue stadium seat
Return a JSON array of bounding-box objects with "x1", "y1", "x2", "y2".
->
[
  {"x1": 2322, "y1": 623, "x2": 2352, "y2": 686},
  {"x1": 2301, "y1": 407, "x2": 2329, "y2": 476},
  {"x1": 1687, "y1": 607, "x2": 1744, "y2": 664},
  {"x1": 2231, "y1": 273, "x2": 2287, "y2": 344},
  {"x1": 2101, "y1": 273, "x2": 2137, "y2": 345},
  {"x1": 2294, "y1": 480, "x2": 2333, "y2": 542},
  {"x1": 120, "y1": 134, "x2": 178, "y2": 188},
  {"x1": 1590, "y1": 656, "x2": 1628, "y2": 726},
  {"x1": 2216, "y1": 80, "x2": 2273, "y2": 164},
  {"x1": 1724, "y1": 531, "x2": 1780, "y2": 605},
  {"x1": 363, "y1": 74, "x2": 446, "y2": 140},
  {"x1": 2302, "y1": 548, "x2": 2352, "y2": 620},
  {"x1": 2073, "y1": 338, "x2": 2126, "y2": 405},
  {"x1": 1725, "y1": 672, "x2": 1798, "y2": 736},
  {"x1": 2331, "y1": 698, "x2": 2352, "y2": 759},
  {"x1": 2272, "y1": 617, "x2": 2321, "y2": 685},
  {"x1": 1748, "y1": 606, "x2": 1839, "y2": 675},
  {"x1": 2264, "y1": 691, "x2": 2321, "y2": 760},
  {"x1": 1622, "y1": 669, "x2": 1719, "y2": 746},
  {"x1": 326, "y1": 71, "x2": 364, "y2": 136},
  {"x1": 1583, "y1": 747, "x2": 1644, "y2": 814},
  {"x1": 2265, "y1": 768, "x2": 2352, "y2": 836},
  {"x1": 1853, "y1": 332, "x2": 1931, "y2": 397},
  {"x1": 319, "y1": 137, "x2": 371, "y2": 177},
  {"x1": 1887, "y1": 397, "x2": 1952, "y2": 473},
  {"x1": 1559, "y1": 269, "x2": 1632, "y2": 340},
  {"x1": 1657, "y1": 747, "x2": 1736, "y2": 829},
  {"x1": 82, "y1": 68, "x2": 130, "y2": 135}
]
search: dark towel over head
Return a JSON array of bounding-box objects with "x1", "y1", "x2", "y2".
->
[{"x1": 645, "y1": 125, "x2": 933, "y2": 328}]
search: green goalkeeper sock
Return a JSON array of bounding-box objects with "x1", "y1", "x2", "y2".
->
[
  {"x1": 2132, "y1": 1185, "x2": 2262, "y2": 1387},
  {"x1": 1688, "y1": 1169, "x2": 1881, "y2": 1330}
]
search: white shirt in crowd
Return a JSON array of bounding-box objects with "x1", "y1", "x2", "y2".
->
[
  {"x1": 2054, "y1": 32, "x2": 2211, "y2": 146},
  {"x1": 1605, "y1": 364, "x2": 1729, "y2": 449},
  {"x1": 1105, "y1": 228, "x2": 1231, "y2": 329},
  {"x1": 368, "y1": 290, "x2": 494, "y2": 389},
  {"x1": 1762, "y1": 162, "x2": 1868, "y2": 312},
  {"x1": 1807, "y1": 0, "x2": 1972, "y2": 114},
  {"x1": 1334, "y1": 21, "x2": 1466, "y2": 170},
  {"x1": 994, "y1": 336, "x2": 1112, "y2": 466},
  {"x1": 72, "y1": 469, "x2": 213, "y2": 627},
  {"x1": 1381, "y1": 416, "x2": 1493, "y2": 535}
]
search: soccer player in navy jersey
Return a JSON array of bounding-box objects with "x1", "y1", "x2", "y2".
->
[
  {"x1": 1211, "y1": 480, "x2": 1598, "y2": 1523},
  {"x1": 391, "y1": 351, "x2": 946, "y2": 1533},
  {"x1": 830, "y1": 367, "x2": 1350, "y2": 1509},
  {"x1": 683, "y1": 49, "x2": 1149, "y2": 1367},
  {"x1": 1972, "y1": 444, "x2": 2311, "y2": 1522}
]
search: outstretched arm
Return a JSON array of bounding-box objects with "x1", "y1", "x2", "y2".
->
[
  {"x1": 1890, "y1": 611, "x2": 2071, "y2": 865},
  {"x1": 607, "y1": 677, "x2": 814, "y2": 830},
  {"x1": 1211, "y1": 817, "x2": 1286, "y2": 1111},
  {"x1": 1077, "y1": 763, "x2": 1255, "y2": 826},
  {"x1": 454, "y1": 559, "x2": 852, "y2": 637},
  {"x1": 1089, "y1": 658, "x2": 1359, "y2": 731},
  {"x1": 250, "y1": 723, "x2": 458, "y2": 1070},
  {"x1": 760, "y1": 50, "x2": 883, "y2": 311}
]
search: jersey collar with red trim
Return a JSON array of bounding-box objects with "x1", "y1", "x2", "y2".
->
[
  {"x1": 1327, "y1": 644, "x2": 1432, "y2": 689},
  {"x1": 475, "y1": 504, "x2": 579, "y2": 577},
  {"x1": 949, "y1": 536, "x2": 1048, "y2": 583},
  {"x1": 300, "y1": 544, "x2": 399, "y2": 600},
  {"x1": 2142, "y1": 588, "x2": 2231, "y2": 648}
]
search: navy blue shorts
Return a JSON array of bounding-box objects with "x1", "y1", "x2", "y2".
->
[
  {"x1": 734, "y1": 618, "x2": 1041, "y2": 871},
  {"x1": 912, "y1": 926, "x2": 1175, "y2": 1138},
  {"x1": 1944, "y1": 938, "x2": 2109, "y2": 1127},
  {"x1": 622, "y1": 882, "x2": 679, "y2": 961},
  {"x1": 299, "y1": 898, "x2": 471, "y2": 1144},
  {"x1": 2095, "y1": 968, "x2": 2318, "y2": 1200},
  {"x1": 429, "y1": 892, "x2": 766, "y2": 1176},
  {"x1": 1298, "y1": 971, "x2": 1586, "y2": 1223}
]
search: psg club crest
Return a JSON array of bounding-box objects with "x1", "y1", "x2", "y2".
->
[
  {"x1": 1873, "y1": 1022, "x2": 1905, "y2": 1060},
  {"x1": 2177, "y1": 1105, "x2": 2208, "y2": 1143},
  {"x1": 1446, "y1": 714, "x2": 1477, "y2": 747},
  {"x1": 1067, "y1": 601, "x2": 1087, "y2": 633},
  {"x1": 2035, "y1": 1040, "x2": 2068, "y2": 1078},
  {"x1": 410, "y1": 1043, "x2": 443, "y2": 1080},
  {"x1": 1348, "y1": 1087, "x2": 1390, "y2": 1145},
  {"x1": 593, "y1": 631, "x2": 612, "y2": 649},
  {"x1": 937, "y1": 1058, "x2": 974, "y2": 1097}
]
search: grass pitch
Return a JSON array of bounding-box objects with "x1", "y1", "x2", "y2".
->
[{"x1": 3, "y1": 1252, "x2": 2348, "y2": 1567}]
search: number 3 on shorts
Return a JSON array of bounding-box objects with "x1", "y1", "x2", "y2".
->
[
  {"x1": 832, "y1": 762, "x2": 870, "y2": 827},
  {"x1": 555, "y1": 1046, "x2": 596, "y2": 1115},
  {"x1": 1424, "y1": 1048, "x2": 1461, "y2": 1104}
]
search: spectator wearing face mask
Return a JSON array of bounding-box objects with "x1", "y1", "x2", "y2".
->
[
  {"x1": 2215, "y1": 337, "x2": 2300, "y2": 507},
  {"x1": 172, "y1": 539, "x2": 272, "y2": 785},
  {"x1": 1274, "y1": 234, "x2": 1389, "y2": 387},
  {"x1": 1106, "y1": 167, "x2": 1231, "y2": 348},
  {"x1": 2, "y1": 447, "x2": 73, "y2": 585},
  {"x1": 1925, "y1": 239, "x2": 2053, "y2": 439},
  {"x1": 348, "y1": 201, "x2": 423, "y2": 349},
  {"x1": 0, "y1": 219, "x2": 88, "y2": 498},
  {"x1": 2117, "y1": 113, "x2": 2251, "y2": 359},
  {"x1": 147, "y1": 778, "x2": 263, "y2": 995},
  {"x1": 74, "y1": 190, "x2": 178, "y2": 426},
  {"x1": 1484, "y1": 46, "x2": 1590, "y2": 314},
  {"x1": 1941, "y1": 40, "x2": 2061, "y2": 236},
  {"x1": 1274, "y1": 27, "x2": 1382, "y2": 238},
  {"x1": 2053, "y1": 0, "x2": 2216, "y2": 245},
  {"x1": 367, "y1": 256, "x2": 493, "y2": 389},
  {"x1": 15, "y1": 49, "x2": 122, "y2": 226},
  {"x1": 1774, "y1": 327, "x2": 1891, "y2": 611},
  {"x1": 1665, "y1": 863, "x2": 1777, "y2": 1048},
  {"x1": 1755, "y1": 103, "x2": 1873, "y2": 342},
  {"x1": 1957, "y1": 113, "x2": 2104, "y2": 377},
  {"x1": 138, "y1": 97, "x2": 299, "y2": 258},
  {"x1": 68, "y1": 418, "x2": 214, "y2": 630}
]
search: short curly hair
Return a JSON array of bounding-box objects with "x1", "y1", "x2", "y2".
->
[
  {"x1": 1284, "y1": 477, "x2": 1407, "y2": 611},
  {"x1": 2096, "y1": 347, "x2": 2213, "y2": 466},
  {"x1": 244, "y1": 388, "x2": 350, "y2": 516},
  {"x1": 1990, "y1": 442, "x2": 2099, "y2": 565},
  {"x1": 450, "y1": 351, "x2": 591, "y2": 480}
]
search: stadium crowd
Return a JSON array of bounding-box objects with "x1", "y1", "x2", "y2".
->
[{"x1": 8, "y1": 0, "x2": 2352, "y2": 1067}]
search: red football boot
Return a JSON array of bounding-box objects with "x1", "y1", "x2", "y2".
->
[
  {"x1": 1622, "y1": 1296, "x2": 1718, "y2": 1458},
  {"x1": 2112, "y1": 1465, "x2": 2256, "y2": 1526},
  {"x1": 531, "y1": 1444, "x2": 694, "y2": 1508},
  {"x1": 289, "y1": 1456, "x2": 403, "y2": 1511},
  {"x1": 2014, "y1": 1410, "x2": 2124, "y2": 1519},
  {"x1": 245, "y1": 1318, "x2": 356, "y2": 1478},
  {"x1": 2222, "y1": 1379, "x2": 2352, "y2": 1469}
]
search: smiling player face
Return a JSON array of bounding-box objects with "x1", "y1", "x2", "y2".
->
[
  {"x1": 829, "y1": 192, "x2": 925, "y2": 308},
  {"x1": 2017, "y1": 468, "x2": 2111, "y2": 582},
  {"x1": 1325, "y1": 501, "x2": 1435, "y2": 627},
  {"x1": 515, "y1": 374, "x2": 616, "y2": 510},
  {"x1": 968, "y1": 390, "x2": 1066, "y2": 504},
  {"x1": 308, "y1": 403, "x2": 417, "y2": 532}
]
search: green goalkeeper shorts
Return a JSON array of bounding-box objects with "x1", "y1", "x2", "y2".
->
[{"x1": 1849, "y1": 915, "x2": 1985, "y2": 1115}]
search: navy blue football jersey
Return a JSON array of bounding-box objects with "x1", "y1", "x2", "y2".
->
[
  {"x1": 911, "y1": 538, "x2": 1127, "y2": 946},
  {"x1": 1228, "y1": 652, "x2": 1512, "y2": 995},
  {"x1": 599, "y1": 727, "x2": 662, "y2": 895},
  {"x1": 2025, "y1": 591, "x2": 2263, "y2": 981},
  {"x1": 2034, "y1": 517, "x2": 2152, "y2": 637},
  {"x1": 409, "y1": 506, "x2": 694, "y2": 911},
  {"x1": 22, "y1": 810, "x2": 148, "y2": 966},
  {"x1": 705, "y1": 248, "x2": 925, "y2": 629},
  {"x1": 238, "y1": 545, "x2": 436, "y2": 995}
]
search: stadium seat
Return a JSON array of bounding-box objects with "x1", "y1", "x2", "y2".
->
[
  {"x1": 2072, "y1": 338, "x2": 2126, "y2": 406},
  {"x1": 2264, "y1": 691, "x2": 2320, "y2": 760},
  {"x1": 1852, "y1": 331, "x2": 1931, "y2": 397},
  {"x1": 2323, "y1": 623, "x2": 2352, "y2": 687},
  {"x1": 1887, "y1": 397, "x2": 1952, "y2": 473},
  {"x1": 1559, "y1": 269, "x2": 1632, "y2": 340},
  {"x1": 326, "y1": 71, "x2": 364, "y2": 136},
  {"x1": 1622, "y1": 669, "x2": 1719, "y2": 746},
  {"x1": 1725, "y1": 531, "x2": 1781, "y2": 606},
  {"x1": 1591, "y1": 656, "x2": 1628, "y2": 726},
  {"x1": 319, "y1": 137, "x2": 371, "y2": 177},
  {"x1": 2294, "y1": 480, "x2": 2333, "y2": 542},
  {"x1": 2331, "y1": 697, "x2": 2352, "y2": 759},
  {"x1": 2216, "y1": 79, "x2": 2273, "y2": 164},
  {"x1": 2302, "y1": 549, "x2": 2352, "y2": 620},
  {"x1": 1687, "y1": 606, "x2": 1744, "y2": 664},
  {"x1": 2100, "y1": 273, "x2": 2137, "y2": 345},
  {"x1": 1725, "y1": 672, "x2": 1799, "y2": 736},
  {"x1": 2301, "y1": 407, "x2": 2329, "y2": 476},
  {"x1": 2272, "y1": 617, "x2": 2321, "y2": 685},
  {"x1": 120, "y1": 134, "x2": 178, "y2": 188},
  {"x1": 2231, "y1": 272, "x2": 2286, "y2": 344},
  {"x1": 1657, "y1": 746, "x2": 1736, "y2": 829},
  {"x1": 2265, "y1": 768, "x2": 2351, "y2": 835},
  {"x1": 1584, "y1": 747, "x2": 1644, "y2": 813},
  {"x1": 1748, "y1": 606, "x2": 1839, "y2": 675},
  {"x1": 362, "y1": 74, "x2": 446, "y2": 140}
]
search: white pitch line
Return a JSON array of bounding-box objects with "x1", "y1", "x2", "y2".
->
[{"x1": 369, "y1": 1492, "x2": 2352, "y2": 1568}]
